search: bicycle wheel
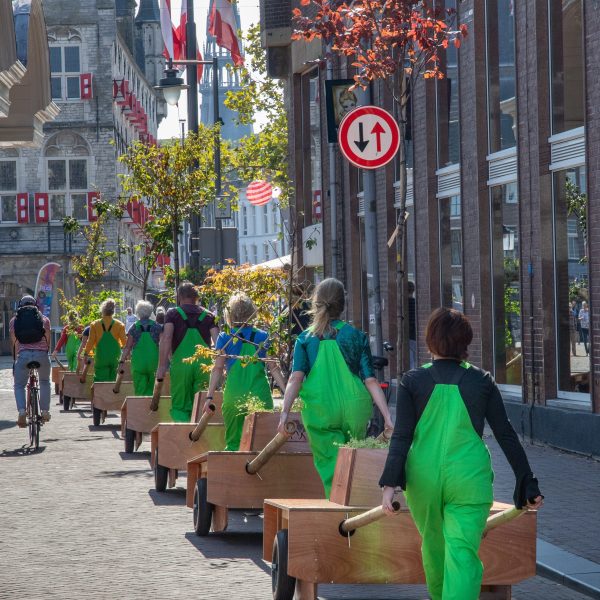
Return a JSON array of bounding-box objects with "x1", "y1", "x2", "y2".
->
[{"x1": 28, "y1": 386, "x2": 40, "y2": 450}]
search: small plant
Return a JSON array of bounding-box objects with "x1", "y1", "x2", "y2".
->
[
  {"x1": 339, "y1": 437, "x2": 390, "y2": 450},
  {"x1": 237, "y1": 395, "x2": 272, "y2": 416}
]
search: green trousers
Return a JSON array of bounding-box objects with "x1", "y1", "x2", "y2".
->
[
  {"x1": 405, "y1": 363, "x2": 493, "y2": 600},
  {"x1": 94, "y1": 323, "x2": 121, "y2": 383},
  {"x1": 131, "y1": 329, "x2": 159, "y2": 396}
]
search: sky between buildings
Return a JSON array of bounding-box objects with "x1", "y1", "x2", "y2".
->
[{"x1": 157, "y1": 0, "x2": 261, "y2": 140}]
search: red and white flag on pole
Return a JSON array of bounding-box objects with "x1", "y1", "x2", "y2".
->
[
  {"x1": 160, "y1": 0, "x2": 179, "y2": 60},
  {"x1": 209, "y1": 0, "x2": 244, "y2": 66}
]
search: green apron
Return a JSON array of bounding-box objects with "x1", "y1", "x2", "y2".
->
[
  {"x1": 65, "y1": 331, "x2": 80, "y2": 372},
  {"x1": 299, "y1": 322, "x2": 372, "y2": 498},
  {"x1": 222, "y1": 329, "x2": 273, "y2": 451},
  {"x1": 94, "y1": 320, "x2": 121, "y2": 383},
  {"x1": 405, "y1": 362, "x2": 493, "y2": 600},
  {"x1": 131, "y1": 320, "x2": 159, "y2": 396},
  {"x1": 169, "y1": 307, "x2": 211, "y2": 422}
]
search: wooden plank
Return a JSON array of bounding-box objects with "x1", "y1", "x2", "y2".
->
[
  {"x1": 186, "y1": 460, "x2": 203, "y2": 507},
  {"x1": 204, "y1": 452, "x2": 323, "y2": 509},
  {"x1": 61, "y1": 372, "x2": 93, "y2": 401},
  {"x1": 156, "y1": 423, "x2": 225, "y2": 471},
  {"x1": 191, "y1": 391, "x2": 224, "y2": 424},
  {"x1": 122, "y1": 396, "x2": 172, "y2": 435},
  {"x1": 329, "y1": 448, "x2": 389, "y2": 507},
  {"x1": 263, "y1": 503, "x2": 280, "y2": 561},
  {"x1": 239, "y1": 412, "x2": 309, "y2": 452},
  {"x1": 91, "y1": 381, "x2": 134, "y2": 412},
  {"x1": 295, "y1": 580, "x2": 317, "y2": 600},
  {"x1": 212, "y1": 505, "x2": 228, "y2": 532},
  {"x1": 282, "y1": 502, "x2": 536, "y2": 585}
]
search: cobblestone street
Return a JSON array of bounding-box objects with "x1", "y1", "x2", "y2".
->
[{"x1": 0, "y1": 359, "x2": 596, "y2": 599}]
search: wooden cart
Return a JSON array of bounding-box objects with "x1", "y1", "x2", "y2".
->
[
  {"x1": 60, "y1": 372, "x2": 93, "y2": 411},
  {"x1": 90, "y1": 381, "x2": 135, "y2": 426},
  {"x1": 188, "y1": 412, "x2": 323, "y2": 536},
  {"x1": 263, "y1": 447, "x2": 537, "y2": 600},
  {"x1": 150, "y1": 392, "x2": 225, "y2": 492},
  {"x1": 51, "y1": 365, "x2": 68, "y2": 396}
]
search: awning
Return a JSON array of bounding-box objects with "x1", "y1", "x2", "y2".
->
[{"x1": 247, "y1": 254, "x2": 291, "y2": 271}]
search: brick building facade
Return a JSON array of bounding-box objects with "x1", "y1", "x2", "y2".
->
[
  {"x1": 262, "y1": 0, "x2": 600, "y2": 454},
  {"x1": 0, "y1": 0, "x2": 165, "y2": 353}
]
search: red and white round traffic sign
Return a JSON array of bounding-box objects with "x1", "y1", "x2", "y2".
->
[{"x1": 338, "y1": 105, "x2": 400, "y2": 169}]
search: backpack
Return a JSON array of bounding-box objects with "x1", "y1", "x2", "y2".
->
[{"x1": 14, "y1": 306, "x2": 45, "y2": 344}]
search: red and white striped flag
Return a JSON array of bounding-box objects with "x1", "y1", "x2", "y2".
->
[
  {"x1": 160, "y1": 0, "x2": 179, "y2": 60},
  {"x1": 208, "y1": 0, "x2": 244, "y2": 66},
  {"x1": 246, "y1": 181, "x2": 273, "y2": 206}
]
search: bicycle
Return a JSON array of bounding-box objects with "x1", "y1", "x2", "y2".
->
[
  {"x1": 367, "y1": 341, "x2": 394, "y2": 438},
  {"x1": 25, "y1": 360, "x2": 43, "y2": 451}
]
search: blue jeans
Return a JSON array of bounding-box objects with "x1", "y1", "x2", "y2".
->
[{"x1": 14, "y1": 350, "x2": 51, "y2": 413}]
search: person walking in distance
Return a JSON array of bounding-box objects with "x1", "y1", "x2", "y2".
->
[
  {"x1": 125, "y1": 306, "x2": 138, "y2": 333},
  {"x1": 119, "y1": 300, "x2": 162, "y2": 396},
  {"x1": 83, "y1": 299, "x2": 127, "y2": 382},
  {"x1": 52, "y1": 310, "x2": 83, "y2": 371},
  {"x1": 156, "y1": 282, "x2": 219, "y2": 422},
  {"x1": 278, "y1": 278, "x2": 393, "y2": 497},
  {"x1": 10, "y1": 295, "x2": 52, "y2": 426},
  {"x1": 380, "y1": 308, "x2": 543, "y2": 600},
  {"x1": 579, "y1": 301, "x2": 590, "y2": 356}
]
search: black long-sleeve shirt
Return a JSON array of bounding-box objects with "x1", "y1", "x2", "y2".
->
[{"x1": 379, "y1": 359, "x2": 541, "y2": 508}]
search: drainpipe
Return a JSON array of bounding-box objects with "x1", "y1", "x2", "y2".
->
[{"x1": 326, "y1": 53, "x2": 338, "y2": 278}]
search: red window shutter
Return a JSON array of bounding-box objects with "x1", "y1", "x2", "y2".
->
[
  {"x1": 34, "y1": 193, "x2": 49, "y2": 223},
  {"x1": 80, "y1": 73, "x2": 93, "y2": 100},
  {"x1": 117, "y1": 80, "x2": 130, "y2": 106},
  {"x1": 17, "y1": 193, "x2": 29, "y2": 224},
  {"x1": 87, "y1": 192, "x2": 99, "y2": 222}
]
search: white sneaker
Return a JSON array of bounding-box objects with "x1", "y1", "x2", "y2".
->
[{"x1": 41, "y1": 411, "x2": 51, "y2": 423}]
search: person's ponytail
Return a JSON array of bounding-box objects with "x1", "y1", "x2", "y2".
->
[{"x1": 307, "y1": 278, "x2": 345, "y2": 338}]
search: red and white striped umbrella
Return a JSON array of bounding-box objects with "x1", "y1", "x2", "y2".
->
[{"x1": 246, "y1": 180, "x2": 273, "y2": 206}]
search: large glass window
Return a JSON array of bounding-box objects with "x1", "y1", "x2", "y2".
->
[
  {"x1": 486, "y1": 0, "x2": 516, "y2": 152},
  {"x1": 549, "y1": 0, "x2": 584, "y2": 134},
  {"x1": 491, "y1": 183, "x2": 521, "y2": 386},
  {"x1": 439, "y1": 195, "x2": 463, "y2": 311},
  {"x1": 50, "y1": 45, "x2": 81, "y2": 100},
  {"x1": 0, "y1": 160, "x2": 17, "y2": 223},
  {"x1": 554, "y1": 166, "x2": 589, "y2": 399},
  {"x1": 47, "y1": 158, "x2": 88, "y2": 221},
  {"x1": 436, "y1": 0, "x2": 460, "y2": 167}
]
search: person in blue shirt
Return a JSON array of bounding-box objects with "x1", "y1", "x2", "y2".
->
[{"x1": 204, "y1": 293, "x2": 286, "y2": 451}]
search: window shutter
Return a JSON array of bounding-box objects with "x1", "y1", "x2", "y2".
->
[
  {"x1": 34, "y1": 193, "x2": 49, "y2": 223},
  {"x1": 80, "y1": 73, "x2": 93, "y2": 100},
  {"x1": 17, "y1": 193, "x2": 29, "y2": 224},
  {"x1": 87, "y1": 191, "x2": 99, "y2": 222}
]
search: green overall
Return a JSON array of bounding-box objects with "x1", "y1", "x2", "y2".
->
[
  {"x1": 65, "y1": 332, "x2": 80, "y2": 372},
  {"x1": 131, "y1": 321, "x2": 159, "y2": 396},
  {"x1": 299, "y1": 322, "x2": 372, "y2": 498},
  {"x1": 222, "y1": 330, "x2": 273, "y2": 451},
  {"x1": 169, "y1": 307, "x2": 210, "y2": 422},
  {"x1": 404, "y1": 363, "x2": 494, "y2": 600},
  {"x1": 94, "y1": 321, "x2": 121, "y2": 383}
]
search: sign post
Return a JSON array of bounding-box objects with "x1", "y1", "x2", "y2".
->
[{"x1": 338, "y1": 106, "x2": 400, "y2": 356}]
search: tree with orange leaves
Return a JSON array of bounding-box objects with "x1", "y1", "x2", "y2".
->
[{"x1": 293, "y1": 0, "x2": 466, "y2": 375}]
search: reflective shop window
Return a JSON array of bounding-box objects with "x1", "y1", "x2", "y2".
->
[
  {"x1": 554, "y1": 167, "x2": 589, "y2": 399},
  {"x1": 549, "y1": 0, "x2": 585, "y2": 134},
  {"x1": 486, "y1": 0, "x2": 517, "y2": 152},
  {"x1": 491, "y1": 183, "x2": 521, "y2": 387},
  {"x1": 439, "y1": 195, "x2": 463, "y2": 311},
  {"x1": 436, "y1": 0, "x2": 460, "y2": 167}
]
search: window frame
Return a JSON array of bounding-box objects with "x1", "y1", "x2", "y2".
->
[
  {"x1": 0, "y1": 159, "x2": 18, "y2": 224},
  {"x1": 45, "y1": 157, "x2": 90, "y2": 222},
  {"x1": 49, "y1": 43, "x2": 82, "y2": 102}
]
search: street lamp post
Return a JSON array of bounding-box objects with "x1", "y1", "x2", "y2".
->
[{"x1": 156, "y1": 53, "x2": 222, "y2": 274}]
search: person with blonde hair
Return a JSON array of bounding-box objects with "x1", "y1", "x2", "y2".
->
[
  {"x1": 278, "y1": 278, "x2": 393, "y2": 497},
  {"x1": 119, "y1": 300, "x2": 163, "y2": 395},
  {"x1": 84, "y1": 298, "x2": 127, "y2": 382},
  {"x1": 204, "y1": 292, "x2": 286, "y2": 451}
]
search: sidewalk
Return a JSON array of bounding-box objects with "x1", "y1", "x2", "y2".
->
[{"x1": 0, "y1": 358, "x2": 598, "y2": 599}]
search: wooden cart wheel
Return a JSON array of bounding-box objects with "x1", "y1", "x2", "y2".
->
[
  {"x1": 154, "y1": 449, "x2": 169, "y2": 492},
  {"x1": 92, "y1": 406, "x2": 102, "y2": 426},
  {"x1": 124, "y1": 428, "x2": 136, "y2": 454},
  {"x1": 62, "y1": 395, "x2": 71, "y2": 411},
  {"x1": 272, "y1": 530, "x2": 295, "y2": 600},
  {"x1": 193, "y1": 478, "x2": 214, "y2": 537}
]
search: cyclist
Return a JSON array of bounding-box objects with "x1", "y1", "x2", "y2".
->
[{"x1": 10, "y1": 295, "x2": 52, "y2": 427}]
